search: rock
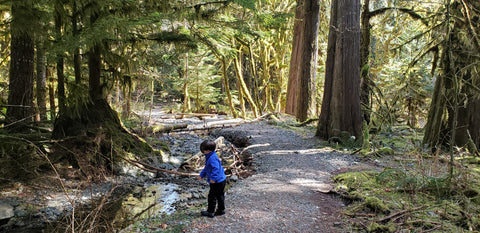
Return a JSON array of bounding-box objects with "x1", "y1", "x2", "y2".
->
[
  {"x1": 230, "y1": 175, "x2": 239, "y2": 182},
  {"x1": 211, "y1": 129, "x2": 250, "y2": 147},
  {"x1": 0, "y1": 203, "x2": 14, "y2": 220}
]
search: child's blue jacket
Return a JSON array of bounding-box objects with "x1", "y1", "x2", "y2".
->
[{"x1": 200, "y1": 151, "x2": 226, "y2": 184}]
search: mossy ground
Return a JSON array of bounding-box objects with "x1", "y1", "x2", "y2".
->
[{"x1": 332, "y1": 126, "x2": 480, "y2": 232}]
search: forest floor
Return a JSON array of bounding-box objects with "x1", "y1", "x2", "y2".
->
[{"x1": 180, "y1": 121, "x2": 366, "y2": 233}]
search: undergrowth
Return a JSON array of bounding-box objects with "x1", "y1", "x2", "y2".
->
[{"x1": 332, "y1": 126, "x2": 480, "y2": 233}]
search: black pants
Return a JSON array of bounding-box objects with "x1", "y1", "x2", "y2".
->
[{"x1": 207, "y1": 179, "x2": 226, "y2": 213}]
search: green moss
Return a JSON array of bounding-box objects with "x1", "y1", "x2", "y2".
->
[
  {"x1": 367, "y1": 222, "x2": 396, "y2": 233},
  {"x1": 365, "y1": 196, "x2": 389, "y2": 213},
  {"x1": 334, "y1": 171, "x2": 379, "y2": 192},
  {"x1": 0, "y1": 136, "x2": 48, "y2": 183},
  {"x1": 377, "y1": 147, "x2": 394, "y2": 155}
]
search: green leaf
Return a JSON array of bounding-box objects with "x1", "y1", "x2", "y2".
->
[{"x1": 233, "y1": 0, "x2": 256, "y2": 10}]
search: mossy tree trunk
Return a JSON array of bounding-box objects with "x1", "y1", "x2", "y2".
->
[
  {"x1": 234, "y1": 44, "x2": 259, "y2": 118},
  {"x1": 221, "y1": 56, "x2": 238, "y2": 118},
  {"x1": 360, "y1": 0, "x2": 372, "y2": 124},
  {"x1": 423, "y1": 0, "x2": 480, "y2": 152}
]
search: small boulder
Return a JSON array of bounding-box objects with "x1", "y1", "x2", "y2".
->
[{"x1": 0, "y1": 203, "x2": 14, "y2": 220}]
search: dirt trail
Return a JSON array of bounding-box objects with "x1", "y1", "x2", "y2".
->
[{"x1": 187, "y1": 122, "x2": 359, "y2": 233}]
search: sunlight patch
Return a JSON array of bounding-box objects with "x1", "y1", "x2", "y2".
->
[{"x1": 289, "y1": 178, "x2": 332, "y2": 192}]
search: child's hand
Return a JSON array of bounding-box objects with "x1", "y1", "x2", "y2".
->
[
  {"x1": 197, "y1": 176, "x2": 203, "y2": 181},
  {"x1": 210, "y1": 180, "x2": 215, "y2": 183}
]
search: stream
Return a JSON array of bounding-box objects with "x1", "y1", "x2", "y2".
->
[{"x1": 0, "y1": 111, "x2": 242, "y2": 232}]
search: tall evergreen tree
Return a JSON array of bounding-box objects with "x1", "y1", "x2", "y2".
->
[
  {"x1": 296, "y1": 0, "x2": 319, "y2": 122},
  {"x1": 423, "y1": 0, "x2": 480, "y2": 151},
  {"x1": 285, "y1": 0, "x2": 304, "y2": 116},
  {"x1": 316, "y1": 0, "x2": 363, "y2": 143},
  {"x1": 6, "y1": 0, "x2": 35, "y2": 131}
]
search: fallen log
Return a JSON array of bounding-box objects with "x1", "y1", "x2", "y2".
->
[{"x1": 142, "y1": 123, "x2": 188, "y2": 135}]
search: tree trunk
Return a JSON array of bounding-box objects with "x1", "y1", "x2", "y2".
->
[
  {"x1": 48, "y1": 69, "x2": 56, "y2": 120},
  {"x1": 36, "y1": 39, "x2": 48, "y2": 121},
  {"x1": 296, "y1": 0, "x2": 319, "y2": 122},
  {"x1": 55, "y1": 4, "x2": 66, "y2": 114},
  {"x1": 221, "y1": 57, "x2": 237, "y2": 118},
  {"x1": 423, "y1": 1, "x2": 480, "y2": 151},
  {"x1": 234, "y1": 46, "x2": 259, "y2": 118},
  {"x1": 246, "y1": 44, "x2": 262, "y2": 115},
  {"x1": 183, "y1": 53, "x2": 191, "y2": 112},
  {"x1": 285, "y1": 0, "x2": 304, "y2": 115},
  {"x1": 121, "y1": 75, "x2": 132, "y2": 119},
  {"x1": 360, "y1": 0, "x2": 372, "y2": 124},
  {"x1": 88, "y1": 44, "x2": 102, "y2": 100},
  {"x1": 6, "y1": 0, "x2": 35, "y2": 130},
  {"x1": 72, "y1": 0, "x2": 82, "y2": 84},
  {"x1": 316, "y1": 0, "x2": 363, "y2": 143}
]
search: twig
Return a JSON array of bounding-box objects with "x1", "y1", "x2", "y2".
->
[
  {"x1": 419, "y1": 225, "x2": 442, "y2": 233},
  {"x1": 131, "y1": 202, "x2": 157, "y2": 220},
  {"x1": 376, "y1": 205, "x2": 426, "y2": 223},
  {"x1": 120, "y1": 155, "x2": 198, "y2": 176}
]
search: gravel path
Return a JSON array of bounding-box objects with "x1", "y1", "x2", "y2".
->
[{"x1": 187, "y1": 122, "x2": 359, "y2": 233}]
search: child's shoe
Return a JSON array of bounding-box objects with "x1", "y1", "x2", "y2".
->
[
  {"x1": 215, "y1": 210, "x2": 225, "y2": 216},
  {"x1": 201, "y1": 210, "x2": 214, "y2": 218}
]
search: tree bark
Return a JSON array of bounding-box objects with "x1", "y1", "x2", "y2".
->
[
  {"x1": 121, "y1": 75, "x2": 132, "y2": 119},
  {"x1": 286, "y1": 0, "x2": 304, "y2": 115},
  {"x1": 183, "y1": 53, "x2": 191, "y2": 112},
  {"x1": 55, "y1": 3, "x2": 66, "y2": 114},
  {"x1": 234, "y1": 46, "x2": 259, "y2": 118},
  {"x1": 360, "y1": 0, "x2": 372, "y2": 124},
  {"x1": 88, "y1": 43, "x2": 102, "y2": 100},
  {"x1": 72, "y1": 0, "x2": 82, "y2": 84},
  {"x1": 6, "y1": 0, "x2": 35, "y2": 130},
  {"x1": 296, "y1": 0, "x2": 319, "y2": 122},
  {"x1": 316, "y1": 0, "x2": 363, "y2": 143},
  {"x1": 48, "y1": 69, "x2": 56, "y2": 120},
  {"x1": 36, "y1": 39, "x2": 48, "y2": 121},
  {"x1": 221, "y1": 57, "x2": 237, "y2": 118}
]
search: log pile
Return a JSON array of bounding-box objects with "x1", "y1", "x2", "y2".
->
[{"x1": 125, "y1": 136, "x2": 254, "y2": 179}]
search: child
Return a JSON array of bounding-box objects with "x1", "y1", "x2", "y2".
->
[{"x1": 197, "y1": 139, "x2": 227, "y2": 218}]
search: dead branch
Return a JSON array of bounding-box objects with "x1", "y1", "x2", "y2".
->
[
  {"x1": 343, "y1": 212, "x2": 376, "y2": 217},
  {"x1": 120, "y1": 155, "x2": 199, "y2": 177},
  {"x1": 376, "y1": 206, "x2": 426, "y2": 223},
  {"x1": 295, "y1": 118, "x2": 319, "y2": 127},
  {"x1": 419, "y1": 225, "x2": 443, "y2": 233}
]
